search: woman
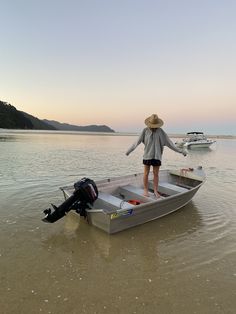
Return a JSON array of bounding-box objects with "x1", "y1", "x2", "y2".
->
[{"x1": 126, "y1": 114, "x2": 186, "y2": 198}]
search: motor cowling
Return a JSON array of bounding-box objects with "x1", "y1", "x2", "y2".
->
[
  {"x1": 74, "y1": 177, "x2": 98, "y2": 204},
  {"x1": 42, "y1": 178, "x2": 98, "y2": 223}
]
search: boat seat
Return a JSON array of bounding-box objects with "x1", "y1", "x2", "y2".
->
[
  {"x1": 159, "y1": 182, "x2": 188, "y2": 193},
  {"x1": 98, "y1": 192, "x2": 132, "y2": 210},
  {"x1": 119, "y1": 185, "x2": 156, "y2": 202},
  {"x1": 148, "y1": 181, "x2": 188, "y2": 195}
]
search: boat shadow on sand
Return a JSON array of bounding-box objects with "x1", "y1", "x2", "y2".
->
[{"x1": 41, "y1": 201, "x2": 203, "y2": 261}]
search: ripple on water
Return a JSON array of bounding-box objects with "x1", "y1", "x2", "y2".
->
[{"x1": 156, "y1": 193, "x2": 236, "y2": 274}]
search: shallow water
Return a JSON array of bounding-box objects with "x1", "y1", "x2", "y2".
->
[{"x1": 0, "y1": 131, "x2": 235, "y2": 314}]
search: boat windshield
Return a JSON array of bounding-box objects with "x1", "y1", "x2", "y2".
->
[{"x1": 185, "y1": 133, "x2": 207, "y2": 141}]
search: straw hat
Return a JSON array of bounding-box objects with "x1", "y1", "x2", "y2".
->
[{"x1": 145, "y1": 114, "x2": 164, "y2": 128}]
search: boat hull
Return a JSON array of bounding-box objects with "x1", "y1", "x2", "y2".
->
[
  {"x1": 184, "y1": 142, "x2": 215, "y2": 149},
  {"x1": 87, "y1": 186, "x2": 200, "y2": 234}
]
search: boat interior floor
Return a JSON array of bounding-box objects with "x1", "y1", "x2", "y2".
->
[{"x1": 94, "y1": 180, "x2": 191, "y2": 213}]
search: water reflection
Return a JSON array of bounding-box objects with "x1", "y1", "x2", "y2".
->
[
  {"x1": 0, "y1": 135, "x2": 18, "y2": 142},
  {"x1": 186, "y1": 147, "x2": 213, "y2": 154},
  {"x1": 41, "y1": 202, "x2": 203, "y2": 262}
]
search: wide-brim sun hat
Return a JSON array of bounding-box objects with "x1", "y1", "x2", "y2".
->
[{"x1": 145, "y1": 114, "x2": 164, "y2": 128}]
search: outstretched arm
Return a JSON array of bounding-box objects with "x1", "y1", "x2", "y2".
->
[
  {"x1": 162, "y1": 130, "x2": 186, "y2": 155},
  {"x1": 126, "y1": 130, "x2": 145, "y2": 156}
]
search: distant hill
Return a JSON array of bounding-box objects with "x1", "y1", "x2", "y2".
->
[
  {"x1": 0, "y1": 101, "x2": 33, "y2": 129},
  {"x1": 0, "y1": 100, "x2": 115, "y2": 132},
  {"x1": 21, "y1": 112, "x2": 56, "y2": 130},
  {"x1": 43, "y1": 119, "x2": 115, "y2": 133},
  {"x1": 0, "y1": 101, "x2": 55, "y2": 130}
]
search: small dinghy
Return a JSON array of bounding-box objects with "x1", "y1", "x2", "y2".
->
[{"x1": 42, "y1": 167, "x2": 205, "y2": 234}]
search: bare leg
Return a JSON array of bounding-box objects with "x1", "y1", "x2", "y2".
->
[
  {"x1": 143, "y1": 165, "x2": 150, "y2": 197},
  {"x1": 153, "y1": 166, "x2": 161, "y2": 198}
]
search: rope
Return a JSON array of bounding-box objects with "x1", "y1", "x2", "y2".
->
[{"x1": 119, "y1": 200, "x2": 126, "y2": 209}]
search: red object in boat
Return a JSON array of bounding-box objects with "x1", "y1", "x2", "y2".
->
[{"x1": 128, "y1": 199, "x2": 141, "y2": 205}]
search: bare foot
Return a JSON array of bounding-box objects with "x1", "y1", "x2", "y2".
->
[
  {"x1": 154, "y1": 192, "x2": 161, "y2": 198},
  {"x1": 143, "y1": 190, "x2": 150, "y2": 197}
]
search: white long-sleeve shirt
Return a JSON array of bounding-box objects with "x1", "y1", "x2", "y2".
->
[{"x1": 126, "y1": 127, "x2": 184, "y2": 161}]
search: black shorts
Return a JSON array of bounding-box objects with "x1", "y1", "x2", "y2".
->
[{"x1": 143, "y1": 159, "x2": 161, "y2": 166}]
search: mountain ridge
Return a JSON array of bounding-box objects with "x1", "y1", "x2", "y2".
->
[
  {"x1": 0, "y1": 101, "x2": 115, "y2": 132},
  {"x1": 43, "y1": 119, "x2": 115, "y2": 132}
]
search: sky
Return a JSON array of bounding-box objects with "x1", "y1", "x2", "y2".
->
[{"x1": 0, "y1": 0, "x2": 236, "y2": 135}]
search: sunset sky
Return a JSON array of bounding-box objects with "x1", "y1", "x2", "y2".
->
[{"x1": 1, "y1": 0, "x2": 236, "y2": 134}]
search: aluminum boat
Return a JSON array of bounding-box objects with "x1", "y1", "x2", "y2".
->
[{"x1": 60, "y1": 167, "x2": 205, "y2": 234}]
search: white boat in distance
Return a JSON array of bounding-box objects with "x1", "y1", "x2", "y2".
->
[
  {"x1": 176, "y1": 132, "x2": 216, "y2": 149},
  {"x1": 59, "y1": 167, "x2": 206, "y2": 234}
]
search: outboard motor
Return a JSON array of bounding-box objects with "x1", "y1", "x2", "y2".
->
[{"x1": 42, "y1": 177, "x2": 98, "y2": 223}]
